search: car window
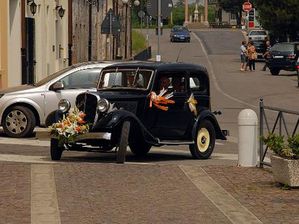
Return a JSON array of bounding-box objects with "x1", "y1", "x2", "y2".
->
[
  {"x1": 60, "y1": 68, "x2": 101, "y2": 89},
  {"x1": 155, "y1": 72, "x2": 186, "y2": 94},
  {"x1": 172, "y1": 26, "x2": 188, "y2": 32},
  {"x1": 271, "y1": 43, "x2": 295, "y2": 52},
  {"x1": 249, "y1": 30, "x2": 267, "y2": 35},
  {"x1": 189, "y1": 73, "x2": 208, "y2": 94},
  {"x1": 98, "y1": 69, "x2": 153, "y2": 90},
  {"x1": 35, "y1": 67, "x2": 73, "y2": 87}
]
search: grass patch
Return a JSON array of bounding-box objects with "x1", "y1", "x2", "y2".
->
[{"x1": 132, "y1": 30, "x2": 147, "y2": 55}]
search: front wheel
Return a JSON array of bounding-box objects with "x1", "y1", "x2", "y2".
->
[
  {"x1": 50, "y1": 138, "x2": 63, "y2": 160},
  {"x1": 189, "y1": 120, "x2": 216, "y2": 159},
  {"x1": 116, "y1": 121, "x2": 130, "y2": 163},
  {"x1": 2, "y1": 106, "x2": 36, "y2": 138}
]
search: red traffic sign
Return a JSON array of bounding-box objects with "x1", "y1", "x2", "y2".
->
[{"x1": 242, "y1": 2, "x2": 252, "y2": 12}]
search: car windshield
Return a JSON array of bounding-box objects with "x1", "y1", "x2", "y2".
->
[
  {"x1": 172, "y1": 26, "x2": 188, "y2": 32},
  {"x1": 249, "y1": 30, "x2": 267, "y2": 35},
  {"x1": 98, "y1": 69, "x2": 153, "y2": 90},
  {"x1": 34, "y1": 66, "x2": 73, "y2": 87},
  {"x1": 271, "y1": 43, "x2": 295, "y2": 52}
]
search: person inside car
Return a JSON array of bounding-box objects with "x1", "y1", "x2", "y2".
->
[{"x1": 159, "y1": 76, "x2": 171, "y2": 92}]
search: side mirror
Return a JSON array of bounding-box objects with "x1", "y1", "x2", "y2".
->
[{"x1": 50, "y1": 81, "x2": 64, "y2": 91}]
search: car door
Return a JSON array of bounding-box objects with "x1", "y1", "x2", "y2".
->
[
  {"x1": 42, "y1": 68, "x2": 102, "y2": 125},
  {"x1": 148, "y1": 72, "x2": 194, "y2": 140}
]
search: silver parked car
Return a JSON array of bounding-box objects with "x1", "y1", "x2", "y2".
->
[{"x1": 0, "y1": 61, "x2": 114, "y2": 137}]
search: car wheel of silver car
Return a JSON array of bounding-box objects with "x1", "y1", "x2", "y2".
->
[
  {"x1": 116, "y1": 121, "x2": 130, "y2": 163},
  {"x1": 2, "y1": 106, "x2": 36, "y2": 138},
  {"x1": 189, "y1": 120, "x2": 215, "y2": 159},
  {"x1": 50, "y1": 138, "x2": 63, "y2": 160}
]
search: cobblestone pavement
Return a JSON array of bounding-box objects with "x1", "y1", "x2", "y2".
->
[{"x1": 0, "y1": 138, "x2": 298, "y2": 224}]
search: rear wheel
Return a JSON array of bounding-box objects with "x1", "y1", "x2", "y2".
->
[
  {"x1": 2, "y1": 106, "x2": 36, "y2": 138},
  {"x1": 270, "y1": 68, "x2": 280, "y2": 76},
  {"x1": 189, "y1": 120, "x2": 216, "y2": 159},
  {"x1": 50, "y1": 138, "x2": 63, "y2": 161}
]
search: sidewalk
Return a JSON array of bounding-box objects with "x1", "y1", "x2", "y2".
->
[{"x1": 0, "y1": 132, "x2": 298, "y2": 223}]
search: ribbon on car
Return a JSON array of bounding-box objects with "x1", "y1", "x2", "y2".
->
[
  {"x1": 149, "y1": 88, "x2": 175, "y2": 111},
  {"x1": 187, "y1": 93, "x2": 198, "y2": 116}
]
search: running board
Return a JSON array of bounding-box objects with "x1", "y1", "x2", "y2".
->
[{"x1": 158, "y1": 140, "x2": 194, "y2": 145}]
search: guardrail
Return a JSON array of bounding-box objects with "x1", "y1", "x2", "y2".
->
[{"x1": 259, "y1": 99, "x2": 299, "y2": 167}]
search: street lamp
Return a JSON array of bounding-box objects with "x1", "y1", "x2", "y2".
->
[
  {"x1": 27, "y1": 0, "x2": 37, "y2": 16},
  {"x1": 56, "y1": 5, "x2": 65, "y2": 19}
]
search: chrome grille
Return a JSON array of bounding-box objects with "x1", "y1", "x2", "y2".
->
[{"x1": 76, "y1": 93, "x2": 98, "y2": 125}]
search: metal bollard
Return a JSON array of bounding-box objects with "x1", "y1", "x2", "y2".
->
[{"x1": 238, "y1": 109, "x2": 258, "y2": 167}]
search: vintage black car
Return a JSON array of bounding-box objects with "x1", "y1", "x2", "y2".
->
[{"x1": 50, "y1": 62, "x2": 226, "y2": 162}]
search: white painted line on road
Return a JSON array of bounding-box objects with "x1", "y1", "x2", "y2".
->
[
  {"x1": 0, "y1": 137, "x2": 50, "y2": 146},
  {"x1": 180, "y1": 165, "x2": 263, "y2": 224},
  {"x1": 0, "y1": 154, "x2": 53, "y2": 163},
  {"x1": 192, "y1": 32, "x2": 256, "y2": 109},
  {"x1": 31, "y1": 164, "x2": 61, "y2": 224}
]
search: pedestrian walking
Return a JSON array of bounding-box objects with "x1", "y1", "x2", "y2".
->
[
  {"x1": 240, "y1": 41, "x2": 247, "y2": 71},
  {"x1": 262, "y1": 41, "x2": 271, "y2": 71},
  {"x1": 247, "y1": 41, "x2": 257, "y2": 71}
]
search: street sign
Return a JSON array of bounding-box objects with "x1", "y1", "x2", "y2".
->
[
  {"x1": 146, "y1": 0, "x2": 173, "y2": 19},
  {"x1": 101, "y1": 8, "x2": 120, "y2": 35},
  {"x1": 242, "y1": 2, "x2": 252, "y2": 12}
]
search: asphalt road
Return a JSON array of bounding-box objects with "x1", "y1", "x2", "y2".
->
[{"x1": 147, "y1": 28, "x2": 299, "y2": 139}]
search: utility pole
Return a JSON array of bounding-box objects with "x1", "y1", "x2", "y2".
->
[{"x1": 156, "y1": 0, "x2": 161, "y2": 62}]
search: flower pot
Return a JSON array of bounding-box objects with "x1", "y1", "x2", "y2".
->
[{"x1": 270, "y1": 154, "x2": 299, "y2": 187}]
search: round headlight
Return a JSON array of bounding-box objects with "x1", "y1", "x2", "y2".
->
[
  {"x1": 97, "y1": 98, "x2": 110, "y2": 113},
  {"x1": 58, "y1": 99, "x2": 71, "y2": 113}
]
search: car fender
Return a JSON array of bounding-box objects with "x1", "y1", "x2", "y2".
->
[
  {"x1": 192, "y1": 109, "x2": 226, "y2": 140},
  {"x1": 0, "y1": 97, "x2": 43, "y2": 125},
  {"x1": 94, "y1": 109, "x2": 159, "y2": 145}
]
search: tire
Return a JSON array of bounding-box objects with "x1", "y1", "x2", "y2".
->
[
  {"x1": 2, "y1": 106, "x2": 36, "y2": 138},
  {"x1": 50, "y1": 138, "x2": 63, "y2": 161},
  {"x1": 189, "y1": 120, "x2": 216, "y2": 159},
  {"x1": 270, "y1": 68, "x2": 280, "y2": 76},
  {"x1": 116, "y1": 121, "x2": 130, "y2": 163},
  {"x1": 129, "y1": 140, "x2": 151, "y2": 157}
]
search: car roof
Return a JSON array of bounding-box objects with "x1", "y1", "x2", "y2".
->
[
  {"x1": 70, "y1": 61, "x2": 116, "y2": 68},
  {"x1": 102, "y1": 61, "x2": 208, "y2": 77},
  {"x1": 274, "y1": 42, "x2": 299, "y2": 45}
]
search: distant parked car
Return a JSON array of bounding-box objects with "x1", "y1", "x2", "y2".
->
[
  {"x1": 170, "y1": 26, "x2": 191, "y2": 42},
  {"x1": 248, "y1": 29, "x2": 268, "y2": 41},
  {"x1": 267, "y1": 42, "x2": 299, "y2": 75},
  {"x1": 251, "y1": 40, "x2": 266, "y2": 60},
  {"x1": 0, "y1": 61, "x2": 114, "y2": 137}
]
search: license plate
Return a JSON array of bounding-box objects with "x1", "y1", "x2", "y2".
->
[
  {"x1": 180, "y1": 37, "x2": 185, "y2": 40},
  {"x1": 273, "y1": 56, "x2": 284, "y2": 58}
]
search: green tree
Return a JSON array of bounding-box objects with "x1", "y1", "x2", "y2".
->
[
  {"x1": 254, "y1": 0, "x2": 299, "y2": 41},
  {"x1": 218, "y1": 0, "x2": 243, "y2": 25}
]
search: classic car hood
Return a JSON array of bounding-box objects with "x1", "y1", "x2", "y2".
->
[{"x1": 0, "y1": 84, "x2": 37, "y2": 94}]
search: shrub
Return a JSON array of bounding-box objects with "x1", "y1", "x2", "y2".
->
[{"x1": 262, "y1": 133, "x2": 299, "y2": 159}]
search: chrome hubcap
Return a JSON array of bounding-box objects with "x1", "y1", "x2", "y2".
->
[{"x1": 5, "y1": 110, "x2": 28, "y2": 134}]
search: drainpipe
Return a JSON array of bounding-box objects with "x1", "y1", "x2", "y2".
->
[{"x1": 68, "y1": 0, "x2": 72, "y2": 66}]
